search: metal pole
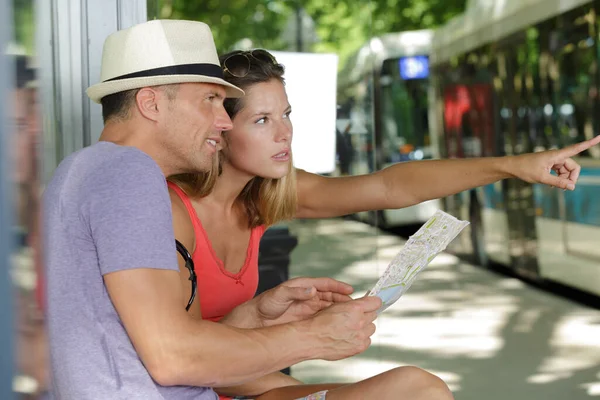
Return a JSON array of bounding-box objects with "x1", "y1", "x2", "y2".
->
[{"x1": 0, "y1": 0, "x2": 16, "y2": 397}]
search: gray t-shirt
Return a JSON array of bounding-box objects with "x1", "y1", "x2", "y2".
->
[{"x1": 44, "y1": 142, "x2": 217, "y2": 400}]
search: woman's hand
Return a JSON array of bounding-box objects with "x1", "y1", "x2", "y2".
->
[
  {"x1": 254, "y1": 277, "x2": 354, "y2": 327},
  {"x1": 507, "y1": 136, "x2": 600, "y2": 190},
  {"x1": 221, "y1": 277, "x2": 353, "y2": 329}
]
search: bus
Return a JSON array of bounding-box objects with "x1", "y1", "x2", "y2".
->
[
  {"x1": 429, "y1": 0, "x2": 600, "y2": 297},
  {"x1": 337, "y1": 30, "x2": 440, "y2": 228}
]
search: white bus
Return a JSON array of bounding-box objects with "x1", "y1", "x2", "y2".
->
[
  {"x1": 337, "y1": 30, "x2": 440, "y2": 228},
  {"x1": 430, "y1": 0, "x2": 600, "y2": 297}
]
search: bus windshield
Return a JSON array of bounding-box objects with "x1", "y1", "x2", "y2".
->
[{"x1": 379, "y1": 57, "x2": 432, "y2": 163}]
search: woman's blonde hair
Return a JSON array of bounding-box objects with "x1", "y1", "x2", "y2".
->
[
  {"x1": 238, "y1": 157, "x2": 297, "y2": 228},
  {"x1": 168, "y1": 153, "x2": 220, "y2": 199},
  {"x1": 168, "y1": 49, "x2": 298, "y2": 228}
]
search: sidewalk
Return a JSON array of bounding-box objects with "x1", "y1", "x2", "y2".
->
[{"x1": 287, "y1": 218, "x2": 600, "y2": 399}]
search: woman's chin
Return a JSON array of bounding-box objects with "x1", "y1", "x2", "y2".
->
[
  {"x1": 259, "y1": 168, "x2": 289, "y2": 180},
  {"x1": 260, "y1": 174, "x2": 287, "y2": 180}
]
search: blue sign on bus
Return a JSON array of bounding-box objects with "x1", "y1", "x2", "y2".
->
[{"x1": 399, "y1": 55, "x2": 429, "y2": 80}]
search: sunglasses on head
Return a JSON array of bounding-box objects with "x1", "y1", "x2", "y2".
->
[
  {"x1": 222, "y1": 49, "x2": 278, "y2": 78},
  {"x1": 176, "y1": 239, "x2": 197, "y2": 312}
]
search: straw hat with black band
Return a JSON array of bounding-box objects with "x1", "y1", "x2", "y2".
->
[{"x1": 86, "y1": 19, "x2": 244, "y2": 103}]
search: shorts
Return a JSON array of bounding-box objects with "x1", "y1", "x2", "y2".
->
[
  {"x1": 232, "y1": 389, "x2": 328, "y2": 400},
  {"x1": 296, "y1": 390, "x2": 328, "y2": 400}
]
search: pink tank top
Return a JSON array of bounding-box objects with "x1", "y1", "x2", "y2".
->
[{"x1": 168, "y1": 182, "x2": 266, "y2": 321}]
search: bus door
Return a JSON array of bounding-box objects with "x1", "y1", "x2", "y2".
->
[
  {"x1": 378, "y1": 57, "x2": 433, "y2": 167},
  {"x1": 553, "y1": 6, "x2": 600, "y2": 262},
  {"x1": 496, "y1": 40, "x2": 540, "y2": 279},
  {"x1": 441, "y1": 83, "x2": 471, "y2": 225}
]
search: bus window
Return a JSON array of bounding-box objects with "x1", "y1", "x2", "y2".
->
[
  {"x1": 552, "y1": 6, "x2": 600, "y2": 159},
  {"x1": 440, "y1": 50, "x2": 495, "y2": 159},
  {"x1": 379, "y1": 57, "x2": 431, "y2": 164}
]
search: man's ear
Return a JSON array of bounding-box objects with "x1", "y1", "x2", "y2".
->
[{"x1": 135, "y1": 87, "x2": 161, "y2": 122}]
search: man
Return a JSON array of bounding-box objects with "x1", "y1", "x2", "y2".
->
[{"x1": 44, "y1": 20, "x2": 389, "y2": 399}]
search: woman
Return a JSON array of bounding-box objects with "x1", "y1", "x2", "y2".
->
[{"x1": 168, "y1": 49, "x2": 599, "y2": 400}]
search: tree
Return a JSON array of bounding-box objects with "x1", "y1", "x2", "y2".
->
[
  {"x1": 155, "y1": 0, "x2": 468, "y2": 68},
  {"x1": 304, "y1": 0, "x2": 468, "y2": 67},
  {"x1": 12, "y1": 0, "x2": 35, "y2": 53},
  {"x1": 152, "y1": 0, "x2": 291, "y2": 52},
  {"x1": 370, "y1": 0, "x2": 467, "y2": 35}
]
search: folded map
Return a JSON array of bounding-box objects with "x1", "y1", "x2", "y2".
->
[{"x1": 367, "y1": 210, "x2": 469, "y2": 313}]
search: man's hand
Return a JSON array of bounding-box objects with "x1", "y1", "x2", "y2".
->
[
  {"x1": 306, "y1": 296, "x2": 382, "y2": 361},
  {"x1": 254, "y1": 277, "x2": 354, "y2": 327},
  {"x1": 509, "y1": 135, "x2": 600, "y2": 190}
]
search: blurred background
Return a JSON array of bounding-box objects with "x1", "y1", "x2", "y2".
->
[{"x1": 1, "y1": 0, "x2": 600, "y2": 398}]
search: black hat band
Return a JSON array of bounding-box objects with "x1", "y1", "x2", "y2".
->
[{"x1": 104, "y1": 63, "x2": 224, "y2": 82}]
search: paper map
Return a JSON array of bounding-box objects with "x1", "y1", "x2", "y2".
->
[{"x1": 367, "y1": 210, "x2": 469, "y2": 313}]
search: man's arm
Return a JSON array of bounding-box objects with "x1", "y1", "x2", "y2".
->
[
  {"x1": 93, "y1": 151, "x2": 380, "y2": 388},
  {"x1": 91, "y1": 153, "x2": 311, "y2": 387},
  {"x1": 104, "y1": 268, "x2": 381, "y2": 388},
  {"x1": 104, "y1": 268, "x2": 316, "y2": 387},
  {"x1": 211, "y1": 278, "x2": 351, "y2": 397}
]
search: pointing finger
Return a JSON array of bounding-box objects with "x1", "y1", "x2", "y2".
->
[{"x1": 561, "y1": 135, "x2": 600, "y2": 158}]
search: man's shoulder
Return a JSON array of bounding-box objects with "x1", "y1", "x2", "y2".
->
[
  {"x1": 46, "y1": 142, "x2": 166, "y2": 207},
  {"x1": 53, "y1": 142, "x2": 161, "y2": 184},
  {"x1": 80, "y1": 142, "x2": 159, "y2": 174}
]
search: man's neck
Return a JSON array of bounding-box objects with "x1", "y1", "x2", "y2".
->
[{"x1": 98, "y1": 121, "x2": 174, "y2": 177}]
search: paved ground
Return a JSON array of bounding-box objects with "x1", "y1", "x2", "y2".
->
[{"x1": 287, "y1": 218, "x2": 600, "y2": 399}]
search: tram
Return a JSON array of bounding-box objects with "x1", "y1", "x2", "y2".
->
[
  {"x1": 337, "y1": 30, "x2": 440, "y2": 228},
  {"x1": 429, "y1": 0, "x2": 600, "y2": 296}
]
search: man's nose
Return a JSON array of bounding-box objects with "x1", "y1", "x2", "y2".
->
[{"x1": 215, "y1": 107, "x2": 233, "y2": 131}]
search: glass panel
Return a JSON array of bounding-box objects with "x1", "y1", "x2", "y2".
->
[
  {"x1": 380, "y1": 58, "x2": 432, "y2": 163},
  {"x1": 552, "y1": 6, "x2": 600, "y2": 159},
  {"x1": 338, "y1": 64, "x2": 375, "y2": 176},
  {"x1": 559, "y1": 4, "x2": 600, "y2": 260}
]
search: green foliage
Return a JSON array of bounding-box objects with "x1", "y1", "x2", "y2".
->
[
  {"x1": 370, "y1": 0, "x2": 467, "y2": 35},
  {"x1": 152, "y1": 0, "x2": 468, "y2": 66},
  {"x1": 12, "y1": 0, "x2": 35, "y2": 53},
  {"x1": 303, "y1": 0, "x2": 375, "y2": 69},
  {"x1": 151, "y1": 0, "x2": 291, "y2": 52}
]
